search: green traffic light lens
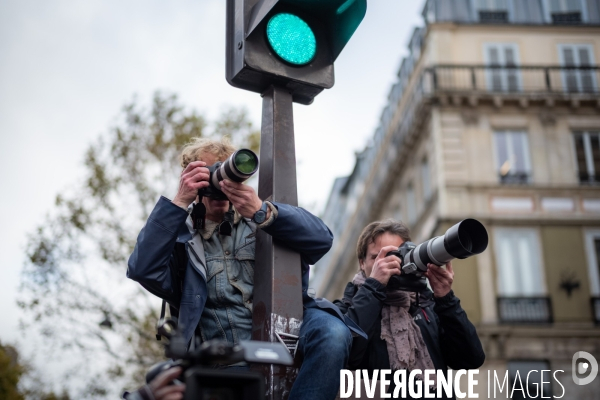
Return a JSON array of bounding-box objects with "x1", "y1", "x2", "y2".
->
[
  {"x1": 266, "y1": 13, "x2": 316, "y2": 66},
  {"x1": 233, "y1": 149, "x2": 259, "y2": 175}
]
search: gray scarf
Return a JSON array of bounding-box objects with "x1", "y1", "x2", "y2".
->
[{"x1": 352, "y1": 273, "x2": 435, "y2": 376}]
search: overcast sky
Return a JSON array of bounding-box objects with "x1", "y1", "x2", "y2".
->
[{"x1": 0, "y1": 0, "x2": 423, "y2": 372}]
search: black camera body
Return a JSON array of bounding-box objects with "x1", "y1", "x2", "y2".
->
[
  {"x1": 386, "y1": 219, "x2": 489, "y2": 292},
  {"x1": 150, "y1": 318, "x2": 293, "y2": 400},
  {"x1": 197, "y1": 162, "x2": 229, "y2": 201},
  {"x1": 386, "y1": 241, "x2": 429, "y2": 292}
]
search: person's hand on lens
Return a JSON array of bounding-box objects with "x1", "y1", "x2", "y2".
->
[
  {"x1": 172, "y1": 161, "x2": 210, "y2": 209},
  {"x1": 370, "y1": 246, "x2": 402, "y2": 286},
  {"x1": 219, "y1": 180, "x2": 265, "y2": 219},
  {"x1": 424, "y1": 261, "x2": 454, "y2": 298}
]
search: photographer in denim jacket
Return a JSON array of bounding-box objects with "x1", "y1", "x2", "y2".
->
[{"x1": 127, "y1": 137, "x2": 361, "y2": 400}]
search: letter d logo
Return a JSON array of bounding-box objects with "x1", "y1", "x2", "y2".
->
[{"x1": 572, "y1": 351, "x2": 598, "y2": 385}]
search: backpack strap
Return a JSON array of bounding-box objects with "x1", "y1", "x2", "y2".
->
[{"x1": 156, "y1": 242, "x2": 189, "y2": 341}]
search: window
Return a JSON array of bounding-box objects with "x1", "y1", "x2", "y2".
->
[
  {"x1": 584, "y1": 230, "x2": 600, "y2": 296},
  {"x1": 475, "y1": 0, "x2": 509, "y2": 22},
  {"x1": 584, "y1": 230, "x2": 600, "y2": 322},
  {"x1": 421, "y1": 158, "x2": 432, "y2": 201},
  {"x1": 485, "y1": 44, "x2": 521, "y2": 92},
  {"x1": 406, "y1": 184, "x2": 417, "y2": 225},
  {"x1": 559, "y1": 45, "x2": 597, "y2": 92},
  {"x1": 547, "y1": 0, "x2": 584, "y2": 23},
  {"x1": 494, "y1": 131, "x2": 531, "y2": 184},
  {"x1": 494, "y1": 228, "x2": 545, "y2": 296},
  {"x1": 507, "y1": 361, "x2": 553, "y2": 399},
  {"x1": 574, "y1": 131, "x2": 600, "y2": 183}
]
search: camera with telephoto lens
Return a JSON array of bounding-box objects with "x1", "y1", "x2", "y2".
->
[
  {"x1": 198, "y1": 148, "x2": 259, "y2": 201},
  {"x1": 148, "y1": 317, "x2": 293, "y2": 400},
  {"x1": 386, "y1": 219, "x2": 488, "y2": 292}
]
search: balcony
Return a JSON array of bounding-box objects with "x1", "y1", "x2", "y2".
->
[
  {"x1": 552, "y1": 12, "x2": 582, "y2": 24},
  {"x1": 579, "y1": 172, "x2": 600, "y2": 184},
  {"x1": 479, "y1": 10, "x2": 509, "y2": 23},
  {"x1": 428, "y1": 65, "x2": 600, "y2": 94},
  {"x1": 343, "y1": 64, "x2": 600, "y2": 236},
  {"x1": 592, "y1": 297, "x2": 600, "y2": 324},
  {"x1": 498, "y1": 297, "x2": 553, "y2": 324},
  {"x1": 500, "y1": 172, "x2": 530, "y2": 184}
]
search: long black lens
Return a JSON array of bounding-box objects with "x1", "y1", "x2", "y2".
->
[{"x1": 444, "y1": 219, "x2": 488, "y2": 259}]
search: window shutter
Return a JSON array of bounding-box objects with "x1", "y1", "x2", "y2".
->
[
  {"x1": 505, "y1": 47, "x2": 519, "y2": 91},
  {"x1": 494, "y1": 131, "x2": 510, "y2": 172},
  {"x1": 574, "y1": 134, "x2": 589, "y2": 180},
  {"x1": 488, "y1": 46, "x2": 504, "y2": 90},
  {"x1": 562, "y1": 47, "x2": 579, "y2": 91},
  {"x1": 489, "y1": 47, "x2": 500, "y2": 65},
  {"x1": 563, "y1": 47, "x2": 575, "y2": 65},
  {"x1": 579, "y1": 47, "x2": 595, "y2": 91},
  {"x1": 591, "y1": 134, "x2": 600, "y2": 177},
  {"x1": 504, "y1": 47, "x2": 516, "y2": 65}
]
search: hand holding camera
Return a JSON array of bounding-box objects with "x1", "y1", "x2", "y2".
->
[
  {"x1": 219, "y1": 179, "x2": 265, "y2": 220},
  {"x1": 369, "y1": 245, "x2": 403, "y2": 286},
  {"x1": 172, "y1": 161, "x2": 210, "y2": 209},
  {"x1": 424, "y1": 261, "x2": 455, "y2": 298}
]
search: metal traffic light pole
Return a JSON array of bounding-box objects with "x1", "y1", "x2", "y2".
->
[
  {"x1": 225, "y1": 2, "x2": 367, "y2": 398},
  {"x1": 252, "y1": 85, "x2": 303, "y2": 400}
]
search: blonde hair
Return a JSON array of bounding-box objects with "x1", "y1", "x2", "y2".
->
[{"x1": 180, "y1": 137, "x2": 236, "y2": 168}]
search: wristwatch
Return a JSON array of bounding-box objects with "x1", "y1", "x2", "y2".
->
[{"x1": 252, "y1": 202, "x2": 268, "y2": 224}]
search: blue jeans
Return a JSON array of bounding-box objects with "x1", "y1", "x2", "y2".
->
[{"x1": 289, "y1": 307, "x2": 353, "y2": 400}]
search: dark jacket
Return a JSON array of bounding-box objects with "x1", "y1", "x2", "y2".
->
[
  {"x1": 334, "y1": 278, "x2": 485, "y2": 399},
  {"x1": 127, "y1": 196, "x2": 364, "y2": 344}
]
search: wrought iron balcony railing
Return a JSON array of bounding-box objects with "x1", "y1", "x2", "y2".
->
[
  {"x1": 498, "y1": 297, "x2": 553, "y2": 324},
  {"x1": 500, "y1": 172, "x2": 530, "y2": 184},
  {"x1": 426, "y1": 65, "x2": 600, "y2": 94},
  {"x1": 552, "y1": 12, "x2": 583, "y2": 24}
]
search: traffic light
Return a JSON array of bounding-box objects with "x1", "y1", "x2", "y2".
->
[{"x1": 226, "y1": 0, "x2": 367, "y2": 105}]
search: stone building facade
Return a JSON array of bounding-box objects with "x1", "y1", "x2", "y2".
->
[{"x1": 313, "y1": 0, "x2": 600, "y2": 397}]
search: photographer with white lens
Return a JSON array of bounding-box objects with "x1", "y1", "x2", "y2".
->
[{"x1": 334, "y1": 219, "x2": 485, "y2": 399}]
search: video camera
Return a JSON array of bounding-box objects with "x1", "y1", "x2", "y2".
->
[
  {"x1": 386, "y1": 219, "x2": 488, "y2": 292},
  {"x1": 148, "y1": 317, "x2": 293, "y2": 400}
]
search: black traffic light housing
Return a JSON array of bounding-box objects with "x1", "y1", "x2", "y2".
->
[{"x1": 226, "y1": 0, "x2": 367, "y2": 105}]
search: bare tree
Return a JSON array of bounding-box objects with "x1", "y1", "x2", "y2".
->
[{"x1": 18, "y1": 92, "x2": 259, "y2": 397}]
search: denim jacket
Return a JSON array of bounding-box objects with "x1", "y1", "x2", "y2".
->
[
  {"x1": 198, "y1": 216, "x2": 256, "y2": 344},
  {"x1": 127, "y1": 196, "x2": 365, "y2": 345}
]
